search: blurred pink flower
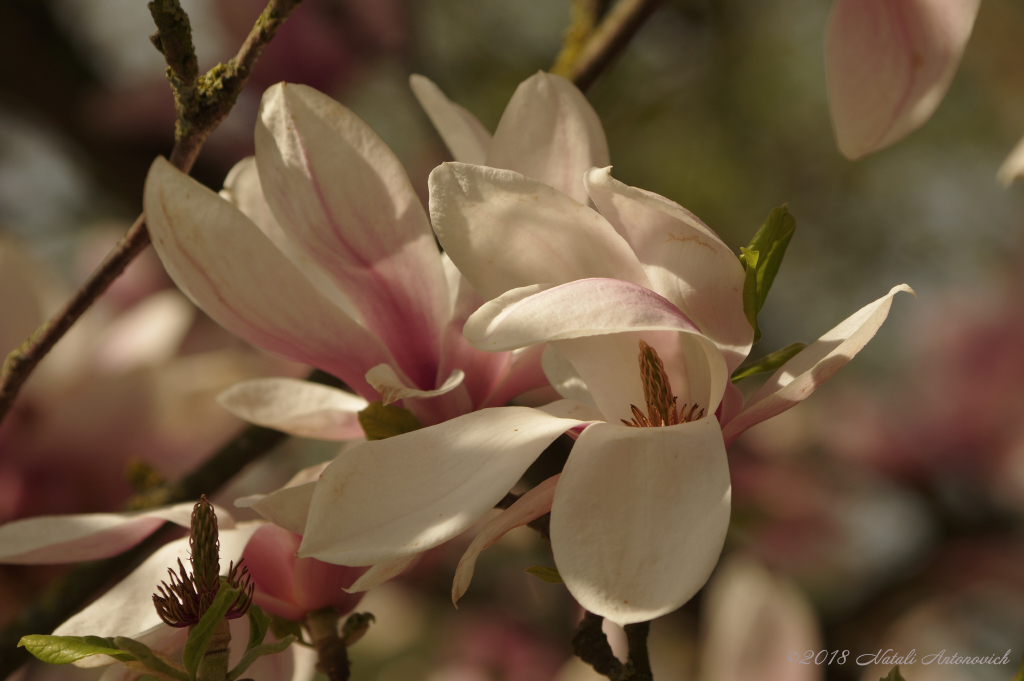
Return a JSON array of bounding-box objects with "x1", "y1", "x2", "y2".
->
[{"x1": 826, "y1": 0, "x2": 980, "y2": 159}]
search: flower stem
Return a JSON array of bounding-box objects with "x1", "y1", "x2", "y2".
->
[
  {"x1": 196, "y1": 620, "x2": 232, "y2": 681},
  {"x1": 571, "y1": 611, "x2": 654, "y2": 680},
  {"x1": 306, "y1": 609, "x2": 350, "y2": 681},
  {"x1": 0, "y1": 0, "x2": 305, "y2": 431}
]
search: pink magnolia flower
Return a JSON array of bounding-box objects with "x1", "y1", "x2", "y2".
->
[
  {"x1": 142, "y1": 77, "x2": 571, "y2": 437},
  {"x1": 826, "y1": 0, "x2": 980, "y2": 159}
]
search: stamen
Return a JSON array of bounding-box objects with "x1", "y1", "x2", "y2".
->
[{"x1": 621, "y1": 340, "x2": 706, "y2": 427}]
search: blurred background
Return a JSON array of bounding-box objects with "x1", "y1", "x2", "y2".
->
[{"x1": 3, "y1": 0, "x2": 1024, "y2": 680}]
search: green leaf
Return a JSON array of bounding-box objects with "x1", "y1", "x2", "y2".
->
[
  {"x1": 114, "y1": 637, "x2": 188, "y2": 681},
  {"x1": 358, "y1": 402, "x2": 422, "y2": 441},
  {"x1": 182, "y1": 585, "x2": 240, "y2": 681},
  {"x1": 245, "y1": 604, "x2": 272, "y2": 652},
  {"x1": 227, "y1": 636, "x2": 296, "y2": 681},
  {"x1": 739, "y1": 205, "x2": 796, "y2": 343},
  {"x1": 881, "y1": 666, "x2": 907, "y2": 681},
  {"x1": 269, "y1": 616, "x2": 308, "y2": 646},
  {"x1": 18, "y1": 635, "x2": 135, "y2": 665},
  {"x1": 730, "y1": 342, "x2": 807, "y2": 383},
  {"x1": 525, "y1": 565, "x2": 563, "y2": 583}
]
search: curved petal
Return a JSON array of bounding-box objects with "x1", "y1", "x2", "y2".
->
[
  {"x1": 0, "y1": 502, "x2": 234, "y2": 565},
  {"x1": 53, "y1": 523, "x2": 263, "y2": 656},
  {"x1": 452, "y1": 474, "x2": 560, "y2": 605},
  {"x1": 217, "y1": 379, "x2": 367, "y2": 440},
  {"x1": 541, "y1": 344, "x2": 597, "y2": 408},
  {"x1": 236, "y1": 481, "x2": 317, "y2": 536},
  {"x1": 144, "y1": 157, "x2": 393, "y2": 400},
  {"x1": 365, "y1": 364, "x2": 465, "y2": 405},
  {"x1": 464, "y1": 279, "x2": 701, "y2": 351},
  {"x1": 723, "y1": 284, "x2": 914, "y2": 446},
  {"x1": 298, "y1": 407, "x2": 584, "y2": 565},
  {"x1": 826, "y1": 0, "x2": 980, "y2": 159},
  {"x1": 550, "y1": 419, "x2": 731, "y2": 626},
  {"x1": 94, "y1": 290, "x2": 195, "y2": 373},
  {"x1": 997, "y1": 133, "x2": 1024, "y2": 187},
  {"x1": 409, "y1": 74, "x2": 491, "y2": 165},
  {"x1": 256, "y1": 83, "x2": 449, "y2": 389},
  {"x1": 478, "y1": 343, "x2": 550, "y2": 409},
  {"x1": 342, "y1": 554, "x2": 419, "y2": 593},
  {"x1": 220, "y1": 156, "x2": 362, "y2": 321},
  {"x1": 486, "y1": 72, "x2": 609, "y2": 205},
  {"x1": 429, "y1": 162, "x2": 649, "y2": 300},
  {"x1": 584, "y1": 167, "x2": 752, "y2": 372}
]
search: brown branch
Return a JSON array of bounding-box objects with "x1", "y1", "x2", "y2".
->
[
  {"x1": 569, "y1": 0, "x2": 664, "y2": 92},
  {"x1": 571, "y1": 611, "x2": 653, "y2": 680},
  {"x1": 0, "y1": 0, "x2": 305, "y2": 430}
]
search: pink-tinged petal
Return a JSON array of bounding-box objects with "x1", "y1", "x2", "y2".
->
[
  {"x1": 53, "y1": 523, "x2": 263, "y2": 662},
  {"x1": 463, "y1": 279, "x2": 728, "y2": 421},
  {"x1": 94, "y1": 290, "x2": 195, "y2": 373},
  {"x1": 716, "y1": 381, "x2": 745, "y2": 429},
  {"x1": 997, "y1": 134, "x2": 1024, "y2": 187},
  {"x1": 464, "y1": 279, "x2": 701, "y2": 351},
  {"x1": 221, "y1": 156, "x2": 361, "y2": 320},
  {"x1": 723, "y1": 284, "x2": 914, "y2": 446},
  {"x1": 452, "y1": 475, "x2": 560, "y2": 605},
  {"x1": 541, "y1": 344, "x2": 598, "y2": 408},
  {"x1": 366, "y1": 364, "x2": 465, "y2": 405},
  {"x1": 486, "y1": 72, "x2": 609, "y2": 205},
  {"x1": 584, "y1": 167, "x2": 752, "y2": 372},
  {"x1": 256, "y1": 83, "x2": 449, "y2": 389},
  {"x1": 243, "y1": 523, "x2": 301, "y2": 609},
  {"x1": 144, "y1": 157, "x2": 393, "y2": 400},
  {"x1": 218, "y1": 378, "x2": 367, "y2": 440},
  {"x1": 429, "y1": 162, "x2": 649, "y2": 300},
  {"x1": 826, "y1": 0, "x2": 980, "y2": 159},
  {"x1": 298, "y1": 408, "x2": 584, "y2": 565},
  {"x1": 700, "y1": 558, "x2": 821, "y2": 681},
  {"x1": 437, "y1": 253, "x2": 515, "y2": 410},
  {"x1": 478, "y1": 344, "x2": 549, "y2": 409},
  {"x1": 551, "y1": 419, "x2": 730, "y2": 626},
  {"x1": 410, "y1": 74, "x2": 491, "y2": 165},
  {"x1": 0, "y1": 502, "x2": 234, "y2": 565},
  {"x1": 343, "y1": 554, "x2": 419, "y2": 593}
]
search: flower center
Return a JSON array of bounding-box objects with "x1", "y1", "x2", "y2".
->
[{"x1": 621, "y1": 340, "x2": 705, "y2": 428}]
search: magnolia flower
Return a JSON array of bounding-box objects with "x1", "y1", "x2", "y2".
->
[
  {"x1": 424, "y1": 159, "x2": 909, "y2": 619},
  {"x1": 826, "y1": 0, "x2": 980, "y2": 159},
  {"x1": 142, "y1": 75, "x2": 594, "y2": 438}
]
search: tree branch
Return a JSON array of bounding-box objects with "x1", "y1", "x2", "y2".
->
[
  {"x1": 568, "y1": 0, "x2": 663, "y2": 92},
  {"x1": 571, "y1": 611, "x2": 653, "y2": 680},
  {"x1": 0, "y1": 0, "x2": 305, "y2": 430}
]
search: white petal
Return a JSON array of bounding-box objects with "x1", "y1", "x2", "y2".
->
[
  {"x1": 429, "y1": 162, "x2": 649, "y2": 300},
  {"x1": 551, "y1": 419, "x2": 730, "y2": 626},
  {"x1": 584, "y1": 167, "x2": 752, "y2": 373},
  {"x1": 298, "y1": 407, "x2": 584, "y2": 565},
  {"x1": 53, "y1": 523, "x2": 263, "y2": 660},
  {"x1": 144, "y1": 157, "x2": 393, "y2": 400},
  {"x1": 236, "y1": 481, "x2": 317, "y2": 536},
  {"x1": 827, "y1": 0, "x2": 980, "y2": 159},
  {"x1": 217, "y1": 378, "x2": 367, "y2": 440},
  {"x1": 486, "y1": 72, "x2": 608, "y2": 205},
  {"x1": 409, "y1": 74, "x2": 491, "y2": 165},
  {"x1": 342, "y1": 554, "x2": 419, "y2": 593},
  {"x1": 256, "y1": 83, "x2": 449, "y2": 390},
  {"x1": 541, "y1": 344, "x2": 597, "y2": 408},
  {"x1": 723, "y1": 284, "x2": 914, "y2": 445},
  {"x1": 997, "y1": 134, "x2": 1024, "y2": 187},
  {"x1": 94, "y1": 290, "x2": 195, "y2": 372},
  {"x1": 537, "y1": 399, "x2": 605, "y2": 423},
  {"x1": 452, "y1": 474, "x2": 560, "y2": 605},
  {"x1": 0, "y1": 502, "x2": 234, "y2": 565},
  {"x1": 365, "y1": 364, "x2": 465, "y2": 405}
]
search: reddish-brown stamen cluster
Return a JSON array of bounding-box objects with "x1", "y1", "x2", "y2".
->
[
  {"x1": 621, "y1": 340, "x2": 706, "y2": 428},
  {"x1": 152, "y1": 495, "x2": 254, "y2": 628}
]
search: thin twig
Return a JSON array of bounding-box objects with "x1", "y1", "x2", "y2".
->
[
  {"x1": 569, "y1": 0, "x2": 664, "y2": 92},
  {"x1": 0, "y1": 0, "x2": 305, "y2": 430},
  {"x1": 551, "y1": 0, "x2": 600, "y2": 78}
]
